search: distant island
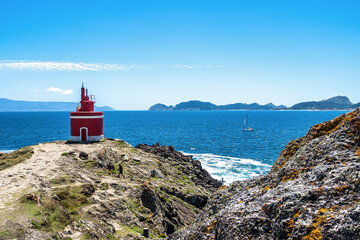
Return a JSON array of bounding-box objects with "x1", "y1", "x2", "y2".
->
[
  {"x1": 0, "y1": 98, "x2": 115, "y2": 111},
  {"x1": 149, "y1": 96, "x2": 359, "y2": 111}
]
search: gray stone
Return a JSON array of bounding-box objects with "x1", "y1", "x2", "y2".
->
[{"x1": 151, "y1": 169, "x2": 164, "y2": 178}]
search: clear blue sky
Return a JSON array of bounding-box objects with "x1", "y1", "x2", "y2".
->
[{"x1": 0, "y1": 0, "x2": 359, "y2": 110}]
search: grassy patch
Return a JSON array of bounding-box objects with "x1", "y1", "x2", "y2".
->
[
  {"x1": 0, "y1": 228, "x2": 25, "y2": 239},
  {"x1": 114, "y1": 140, "x2": 128, "y2": 148},
  {"x1": 116, "y1": 225, "x2": 143, "y2": 238},
  {"x1": 79, "y1": 159, "x2": 98, "y2": 168},
  {"x1": 80, "y1": 231, "x2": 92, "y2": 240},
  {"x1": 104, "y1": 234, "x2": 117, "y2": 239},
  {"x1": 0, "y1": 147, "x2": 33, "y2": 171},
  {"x1": 95, "y1": 169, "x2": 117, "y2": 176},
  {"x1": 96, "y1": 169, "x2": 110, "y2": 176},
  {"x1": 130, "y1": 159, "x2": 141, "y2": 165},
  {"x1": 54, "y1": 184, "x2": 94, "y2": 211},
  {"x1": 21, "y1": 184, "x2": 95, "y2": 232},
  {"x1": 116, "y1": 225, "x2": 160, "y2": 238},
  {"x1": 100, "y1": 183, "x2": 109, "y2": 190},
  {"x1": 21, "y1": 197, "x2": 71, "y2": 232},
  {"x1": 129, "y1": 148, "x2": 138, "y2": 152},
  {"x1": 0, "y1": 230, "x2": 10, "y2": 238},
  {"x1": 181, "y1": 176, "x2": 191, "y2": 184},
  {"x1": 49, "y1": 175, "x2": 75, "y2": 185},
  {"x1": 125, "y1": 199, "x2": 151, "y2": 219}
]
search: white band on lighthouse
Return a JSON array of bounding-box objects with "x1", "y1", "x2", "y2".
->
[
  {"x1": 70, "y1": 135, "x2": 104, "y2": 142},
  {"x1": 70, "y1": 115, "x2": 104, "y2": 119}
]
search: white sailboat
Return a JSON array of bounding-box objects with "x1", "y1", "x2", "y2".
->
[{"x1": 243, "y1": 114, "x2": 254, "y2": 131}]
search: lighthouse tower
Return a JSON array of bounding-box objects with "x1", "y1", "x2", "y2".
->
[{"x1": 70, "y1": 83, "x2": 104, "y2": 142}]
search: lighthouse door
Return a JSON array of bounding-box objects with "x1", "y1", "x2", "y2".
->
[{"x1": 81, "y1": 128, "x2": 87, "y2": 142}]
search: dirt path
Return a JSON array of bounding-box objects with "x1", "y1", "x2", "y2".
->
[
  {"x1": 0, "y1": 142, "x2": 72, "y2": 223},
  {"x1": 0, "y1": 140, "x2": 136, "y2": 225}
]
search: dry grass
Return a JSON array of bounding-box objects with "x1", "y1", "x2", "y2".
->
[{"x1": 0, "y1": 147, "x2": 33, "y2": 171}]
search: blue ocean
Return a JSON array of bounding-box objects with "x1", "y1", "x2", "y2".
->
[{"x1": 0, "y1": 111, "x2": 347, "y2": 184}]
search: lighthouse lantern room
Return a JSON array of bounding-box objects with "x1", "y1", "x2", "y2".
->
[{"x1": 70, "y1": 83, "x2": 104, "y2": 142}]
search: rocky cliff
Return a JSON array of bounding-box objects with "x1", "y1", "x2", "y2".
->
[
  {"x1": 170, "y1": 109, "x2": 360, "y2": 239},
  {"x1": 0, "y1": 140, "x2": 220, "y2": 239}
]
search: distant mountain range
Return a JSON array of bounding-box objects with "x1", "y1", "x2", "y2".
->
[
  {"x1": 149, "y1": 96, "x2": 359, "y2": 111},
  {"x1": 0, "y1": 98, "x2": 115, "y2": 111}
]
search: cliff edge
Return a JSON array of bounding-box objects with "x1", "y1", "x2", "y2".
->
[
  {"x1": 170, "y1": 109, "x2": 360, "y2": 239},
  {"x1": 0, "y1": 140, "x2": 220, "y2": 239}
]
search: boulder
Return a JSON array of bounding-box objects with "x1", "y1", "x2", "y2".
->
[
  {"x1": 151, "y1": 169, "x2": 164, "y2": 179},
  {"x1": 79, "y1": 151, "x2": 88, "y2": 160}
]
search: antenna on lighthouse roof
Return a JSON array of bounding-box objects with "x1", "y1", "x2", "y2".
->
[{"x1": 82, "y1": 82, "x2": 84, "y2": 88}]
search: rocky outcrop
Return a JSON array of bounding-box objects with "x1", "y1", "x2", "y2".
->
[
  {"x1": 0, "y1": 139, "x2": 220, "y2": 239},
  {"x1": 148, "y1": 103, "x2": 173, "y2": 111},
  {"x1": 290, "y1": 96, "x2": 356, "y2": 110},
  {"x1": 170, "y1": 109, "x2": 360, "y2": 239},
  {"x1": 135, "y1": 143, "x2": 222, "y2": 191}
]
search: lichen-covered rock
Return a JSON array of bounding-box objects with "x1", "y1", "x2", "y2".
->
[{"x1": 170, "y1": 109, "x2": 360, "y2": 240}]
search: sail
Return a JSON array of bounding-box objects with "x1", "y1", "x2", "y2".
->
[{"x1": 243, "y1": 114, "x2": 254, "y2": 131}]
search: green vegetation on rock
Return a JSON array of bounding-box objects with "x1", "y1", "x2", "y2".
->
[{"x1": 0, "y1": 147, "x2": 33, "y2": 171}]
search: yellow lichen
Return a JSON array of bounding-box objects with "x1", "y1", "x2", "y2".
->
[
  {"x1": 293, "y1": 210, "x2": 300, "y2": 219},
  {"x1": 282, "y1": 170, "x2": 300, "y2": 182},
  {"x1": 329, "y1": 205, "x2": 338, "y2": 211},
  {"x1": 285, "y1": 210, "x2": 301, "y2": 236},
  {"x1": 356, "y1": 147, "x2": 360, "y2": 157},
  {"x1": 315, "y1": 187, "x2": 323, "y2": 193},
  {"x1": 218, "y1": 185, "x2": 227, "y2": 190},
  {"x1": 206, "y1": 220, "x2": 217, "y2": 232},
  {"x1": 311, "y1": 110, "x2": 358, "y2": 138},
  {"x1": 318, "y1": 208, "x2": 327, "y2": 214},
  {"x1": 272, "y1": 109, "x2": 360, "y2": 174},
  {"x1": 303, "y1": 209, "x2": 329, "y2": 240},
  {"x1": 335, "y1": 184, "x2": 347, "y2": 192}
]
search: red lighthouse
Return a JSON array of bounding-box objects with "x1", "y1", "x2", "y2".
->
[{"x1": 70, "y1": 83, "x2": 104, "y2": 142}]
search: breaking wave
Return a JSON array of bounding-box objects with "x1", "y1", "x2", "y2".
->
[
  {"x1": 0, "y1": 150, "x2": 14, "y2": 153},
  {"x1": 184, "y1": 153, "x2": 272, "y2": 185}
]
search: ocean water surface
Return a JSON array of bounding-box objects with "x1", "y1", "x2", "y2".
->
[{"x1": 0, "y1": 111, "x2": 347, "y2": 184}]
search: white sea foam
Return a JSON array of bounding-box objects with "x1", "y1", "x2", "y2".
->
[
  {"x1": 0, "y1": 150, "x2": 15, "y2": 153},
  {"x1": 183, "y1": 152, "x2": 272, "y2": 185}
]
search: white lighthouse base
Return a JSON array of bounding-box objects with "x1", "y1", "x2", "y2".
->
[{"x1": 70, "y1": 135, "x2": 105, "y2": 142}]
